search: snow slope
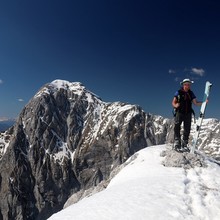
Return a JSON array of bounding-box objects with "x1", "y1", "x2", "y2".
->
[{"x1": 49, "y1": 145, "x2": 220, "y2": 220}]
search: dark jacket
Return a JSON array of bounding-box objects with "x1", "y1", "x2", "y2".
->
[{"x1": 174, "y1": 89, "x2": 196, "y2": 114}]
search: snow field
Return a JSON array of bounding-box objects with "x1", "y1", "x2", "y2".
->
[{"x1": 49, "y1": 145, "x2": 220, "y2": 220}]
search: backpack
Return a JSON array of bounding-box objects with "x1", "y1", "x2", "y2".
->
[{"x1": 173, "y1": 89, "x2": 195, "y2": 118}]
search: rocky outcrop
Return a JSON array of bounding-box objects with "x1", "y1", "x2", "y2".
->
[
  {"x1": 0, "y1": 80, "x2": 170, "y2": 220},
  {"x1": 161, "y1": 148, "x2": 208, "y2": 169}
]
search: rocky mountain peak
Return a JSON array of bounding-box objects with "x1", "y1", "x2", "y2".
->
[{"x1": 34, "y1": 79, "x2": 101, "y2": 104}]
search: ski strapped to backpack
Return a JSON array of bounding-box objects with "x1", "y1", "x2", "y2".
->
[{"x1": 190, "y1": 81, "x2": 212, "y2": 154}]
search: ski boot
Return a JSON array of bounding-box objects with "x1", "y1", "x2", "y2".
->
[
  {"x1": 181, "y1": 140, "x2": 190, "y2": 152},
  {"x1": 174, "y1": 139, "x2": 181, "y2": 152}
]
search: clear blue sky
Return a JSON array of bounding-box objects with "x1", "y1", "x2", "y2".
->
[{"x1": 0, "y1": 0, "x2": 220, "y2": 119}]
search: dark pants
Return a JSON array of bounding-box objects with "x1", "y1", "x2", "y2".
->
[{"x1": 174, "y1": 111, "x2": 192, "y2": 144}]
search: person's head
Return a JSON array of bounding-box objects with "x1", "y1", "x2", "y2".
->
[{"x1": 180, "y1": 79, "x2": 194, "y2": 91}]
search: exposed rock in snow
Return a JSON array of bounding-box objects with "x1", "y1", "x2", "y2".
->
[{"x1": 161, "y1": 147, "x2": 207, "y2": 169}]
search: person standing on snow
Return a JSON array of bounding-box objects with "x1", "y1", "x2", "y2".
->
[{"x1": 172, "y1": 79, "x2": 203, "y2": 151}]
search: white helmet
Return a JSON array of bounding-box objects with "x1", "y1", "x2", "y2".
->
[{"x1": 180, "y1": 78, "x2": 194, "y2": 85}]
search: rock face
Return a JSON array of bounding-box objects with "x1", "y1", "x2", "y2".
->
[{"x1": 0, "y1": 80, "x2": 169, "y2": 220}]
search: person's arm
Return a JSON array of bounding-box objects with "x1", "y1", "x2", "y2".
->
[
  {"x1": 192, "y1": 98, "x2": 208, "y2": 106},
  {"x1": 172, "y1": 97, "x2": 180, "y2": 108}
]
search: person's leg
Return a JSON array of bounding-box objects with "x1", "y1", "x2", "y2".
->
[
  {"x1": 174, "y1": 112, "x2": 183, "y2": 148},
  {"x1": 183, "y1": 113, "x2": 192, "y2": 147}
]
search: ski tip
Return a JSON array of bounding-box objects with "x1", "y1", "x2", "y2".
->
[{"x1": 207, "y1": 81, "x2": 213, "y2": 87}]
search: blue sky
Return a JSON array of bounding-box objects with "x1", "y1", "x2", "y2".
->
[{"x1": 0, "y1": 0, "x2": 220, "y2": 119}]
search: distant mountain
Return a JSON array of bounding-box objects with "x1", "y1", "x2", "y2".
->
[{"x1": 0, "y1": 118, "x2": 15, "y2": 132}]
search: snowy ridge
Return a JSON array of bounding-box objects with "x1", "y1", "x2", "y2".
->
[
  {"x1": 49, "y1": 145, "x2": 220, "y2": 220},
  {"x1": 95, "y1": 102, "x2": 140, "y2": 134},
  {"x1": 34, "y1": 79, "x2": 101, "y2": 101}
]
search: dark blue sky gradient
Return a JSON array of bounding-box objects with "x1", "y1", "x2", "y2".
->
[{"x1": 0, "y1": 0, "x2": 220, "y2": 119}]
